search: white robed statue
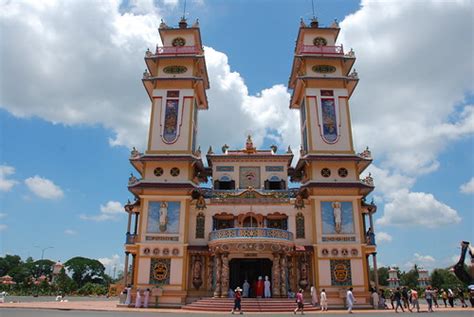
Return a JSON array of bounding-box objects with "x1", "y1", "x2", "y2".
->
[
  {"x1": 243, "y1": 280, "x2": 250, "y2": 298},
  {"x1": 159, "y1": 202, "x2": 168, "y2": 232},
  {"x1": 264, "y1": 275, "x2": 271, "y2": 298},
  {"x1": 332, "y1": 202, "x2": 342, "y2": 233}
]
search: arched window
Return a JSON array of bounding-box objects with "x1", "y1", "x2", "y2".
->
[
  {"x1": 214, "y1": 175, "x2": 235, "y2": 190},
  {"x1": 195, "y1": 212, "x2": 205, "y2": 239},
  {"x1": 264, "y1": 175, "x2": 286, "y2": 190},
  {"x1": 242, "y1": 216, "x2": 258, "y2": 227},
  {"x1": 296, "y1": 212, "x2": 305, "y2": 239}
]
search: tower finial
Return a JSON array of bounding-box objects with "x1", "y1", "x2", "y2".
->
[{"x1": 311, "y1": 0, "x2": 316, "y2": 19}]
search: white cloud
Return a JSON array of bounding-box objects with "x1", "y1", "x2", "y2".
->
[
  {"x1": 460, "y1": 177, "x2": 474, "y2": 194},
  {"x1": 98, "y1": 254, "x2": 121, "y2": 275},
  {"x1": 405, "y1": 253, "x2": 436, "y2": 270},
  {"x1": 0, "y1": 165, "x2": 19, "y2": 192},
  {"x1": 376, "y1": 231, "x2": 393, "y2": 243},
  {"x1": 64, "y1": 229, "x2": 77, "y2": 235},
  {"x1": 0, "y1": 224, "x2": 7, "y2": 232},
  {"x1": 24, "y1": 175, "x2": 64, "y2": 200},
  {"x1": 377, "y1": 189, "x2": 461, "y2": 228},
  {"x1": 80, "y1": 200, "x2": 124, "y2": 222}
]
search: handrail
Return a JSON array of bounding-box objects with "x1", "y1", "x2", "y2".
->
[
  {"x1": 155, "y1": 45, "x2": 200, "y2": 55},
  {"x1": 298, "y1": 44, "x2": 344, "y2": 55},
  {"x1": 209, "y1": 228, "x2": 294, "y2": 241}
]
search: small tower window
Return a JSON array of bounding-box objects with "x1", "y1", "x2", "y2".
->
[
  {"x1": 321, "y1": 168, "x2": 331, "y2": 178},
  {"x1": 296, "y1": 212, "x2": 305, "y2": 239},
  {"x1": 195, "y1": 212, "x2": 205, "y2": 239},
  {"x1": 170, "y1": 167, "x2": 180, "y2": 177},
  {"x1": 313, "y1": 37, "x2": 327, "y2": 47},
  {"x1": 338, "y1": 168, "x2": 348, "y2": 178},
  {"x1": 172, "y1": 37, "x2": 186, "y2": 47},
  {"x1": 154, "y1": 167, "x2": 164, "y2": 177}
]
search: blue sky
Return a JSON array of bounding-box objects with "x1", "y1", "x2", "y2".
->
[{"x1": 0, "y1": 0, "x2": 473, "y2": 275}]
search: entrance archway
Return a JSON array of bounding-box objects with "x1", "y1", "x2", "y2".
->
[{"x1": 229, "y1": 258, "x2": 272, "y2": 297}]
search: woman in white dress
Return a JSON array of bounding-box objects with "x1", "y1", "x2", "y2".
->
[
  {"x1": 264, "y1": 276, "x2": 271, "y2": 298},
  {"x1": 124, "y1": 285, "x2": 132, "y2": 305},
  {"x1": 143, "y1": 288, "x2": 150, "y2": 308},
  {"x1": 135, "y1": 288, "x2": 142, "y2": 308},
  {"x1": 320, "y1": 288, "x2": 328, "y2": 311},
  {"x1": 310, "y1": 284, "x2": 318, "y2": 306}
]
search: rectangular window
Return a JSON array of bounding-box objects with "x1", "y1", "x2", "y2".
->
[
  {"x1": 321, "y1": 90, "x2": 334, "y2": 96},
  {"x1": 167, "y1": 90, "x2": 180, "y2": 98}
]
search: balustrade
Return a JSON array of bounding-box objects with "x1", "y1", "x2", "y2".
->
[{"x1": 209, "y1": 227, "x2": 293, "y2": 242}]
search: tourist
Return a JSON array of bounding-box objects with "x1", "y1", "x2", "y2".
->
[
  {"x1": 135, "y1": 288, "x2": 142, "y2": 308},
  {"x1": 320, "y1": 288, "x2": 328, "y2": 311},
  {"x1": 264, "y1": 276, "x2": 271, "y2": 298},
  {"x1": 124, "y1": 284, "x2": 132, "y2": 306},
  {"x1": 228, "y1": 287, "x2": 235, "y2": 298},
  {"x1": 410, "y1": 288, "x2": 420, "y2": 313},
  {"x1": 346, "y1": 287, "x2": 356, "y2": 314},
  {"x1": 310, "y1": 284, "x2": 318, "y2": 307},
  {"x1": 243, "y1": 279, "x2": 250, "y2": 298},
  {"x1": 432, "y1": 288, "x2": 439, "y2": 308},
  {"x1": 143, "y1": 288, "x2": 150, "y2": 308},
  {"x1": 371, "y1": 288, "x2": 379, "y2": 309},
  {"x1": 457, "y1": 287, "x2": 468, "y2": 308},
  {"x1": 293, "y1": 288, "x2": 304, "y2": 315},
  {"x1": 379, "y1": 289, "x2": 388, "y2": 309},
  {"x1": 231, "y1": 286, "x2": 243, "y2": 314},
  {"x1": 401, "y1": 286, "x2": 412, "y2": 312},
  {"x1": 389, "y1": 289, "x2": 395, "y2": 309},
  {"x1": 441, "y1": 289, "x2": 448, "y2": 307},
  {"x1": 425, "y1": 285, "x2": 434, "y2": 313},
  {"x1": 393, "y1": 287, "x2": 404, "y2": 313},
  {"x1": 287, "y1": 288, "x2": 295, "y2": 299},
  {"x1": 447, "y1": 288, "x2": 455, "y2": 307}
]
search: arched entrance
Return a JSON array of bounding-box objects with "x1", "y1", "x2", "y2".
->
[{"x1": 229, "y1": 258, "x2": 272, "y2": 297}]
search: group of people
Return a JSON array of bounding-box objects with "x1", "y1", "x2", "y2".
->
[
  {"x1": 292, "y1": 286, "x2": 355, "y2": 314},
  {"x1": 123, "y1": 285, "x2": 151, "y2": 308},
  {"x1": 230, "y1": 276, "x2": 271, "y2": 298}
]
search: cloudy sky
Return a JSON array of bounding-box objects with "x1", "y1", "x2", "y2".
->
[{"x1": 0, "y1": 0, "x2": 473, "y2": 274}]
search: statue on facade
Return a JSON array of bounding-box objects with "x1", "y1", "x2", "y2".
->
[
  {"x1": 256, "y1": 276, "x2": 264, "y2": 298},
  {"x1": 242, "y1": 280, "x2": 250, "y2": 298},
  {"x1": 128, "y1": 173, "x2": 138, "y2": 186},
  {"x1": 196, "y1": 195, "x2": 206, "y2": 210},
  {"x1": 294, "y1": 194, "x2": 305, "y2": 209},
  {"x1": 299, "y1": 256, "x2": 309, "y2": 289},
  {"x1": 192, "y1": 255, "x2": 203, "y2": 290},
  {"x1": 264, "y1": 275, "x2": 271, "y2": 298},
  {"x1": 159, "y1": 202, "x2": 168, "y2": 232},
  {"x1": 332, "y1": 202, "x2": 342, "y2": 233},
  {"x1": 453, "y1": 241, "x2": 474, "y2": 284}
]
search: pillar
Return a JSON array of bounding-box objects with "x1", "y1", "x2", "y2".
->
[
  {"x1": 133, "y1": 213, "x2": 139, "y2": 235},
  {"x1": 213, "y1": 254, "x2": 222, "y2": 297},
  {"x1": 206, "y1": 255, "x2": 214, "y2": 291},
  {"x1": 221, "y1": 253, "x2": 229, "y2": 298},
  {"x1": 372, "y1": 252, "x2": 379, "y2": 292},
  {"x1": 123, "y1": 251, "x2": 130, "y2": 286},
  {"x1": 126, "y1": 212, "x2": 132, "y2": 234},
  {"x1": 280, "y1": 253, "x2": 288, "y2": 297},
  {"x1": 272, "y1": 253, "x2": 281, "y2": 297},
  {"x1": 131, "y1": 253, "x2": 137, "y2": 286}
]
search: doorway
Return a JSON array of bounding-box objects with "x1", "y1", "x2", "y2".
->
[{"x1": 229, "y1": 258, "x2": 272, "y2": 297}]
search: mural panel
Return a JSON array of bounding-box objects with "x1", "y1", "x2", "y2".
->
[
  {"x1": 330, "y1": 259, "x2": 352, "y2": 286},
  {"x1": 321, "y1": 98, "x2": 338, "y2": 143},
  {"x1": 149, "y1": 258, "x2": 171, "y2": 285},
  {"x1": 147, "y1": 201, "x2": 181, "y2": 234},
  {"x1": 239, "y1": 167, "x2": 260, "y2": 189},
  {"x1": 321, "y1": 201, "x2": 354, "y2": 234},
  {"x1": 163, "y1": 99, "x2": 179, "y2": 143}
]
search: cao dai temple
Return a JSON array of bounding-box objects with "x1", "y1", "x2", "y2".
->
[{"x1": 123, "y1": 16, "x2": 378, "y2": 308}]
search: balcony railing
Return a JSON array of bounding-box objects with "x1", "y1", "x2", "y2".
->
[
  {"x1": 297, "y1": 44, "x2": 344, "y2": 55},
  {"x1": 209, "y1": 228, "x2": 294, "y2": 242},
  {"x1": 125, "y1": 233, "x2": 137, "y2": 244},
  {"x1": 155, "y1": 45, "x2": 200, "y2": 56}
]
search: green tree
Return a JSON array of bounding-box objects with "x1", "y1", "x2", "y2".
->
[
  {"x1": 370, "y1": 267, "x2": 390, "y2": 287},
  {"x1": 54, "y1": 268, "x2": 77, "y2": 294},
  {"x1": 400, "y1": 266, "x2": 419, "y2": 288},
  {"x1": 64, "y1": 257, "x2": 106, "y2": 287},
  {"x1": 0, "y1": 255, "x2": 22, "y2": 276},
  {"x1": 31, "y1": 259, "x2": 55, "y2": 278},
  {"x1": 430, "y1": 268, "x2": 467, "y2": 290}
]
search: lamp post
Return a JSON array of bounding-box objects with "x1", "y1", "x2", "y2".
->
[{"x1": 34, "y1": 245, "x2": 54, "y2": 260}]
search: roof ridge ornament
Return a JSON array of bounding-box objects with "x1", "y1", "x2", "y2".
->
[{"x1": 244, "y1": 135, "x2": 256, "y2": 154}]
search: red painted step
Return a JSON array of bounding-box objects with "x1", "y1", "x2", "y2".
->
[{"x1": 183, "y1": 297, "x2": 321, "y2": 312}]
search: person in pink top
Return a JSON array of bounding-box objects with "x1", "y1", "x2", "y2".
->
[
  {"x1": 294, "y1": 288, "x2": 304, "y2": 315},
  {"x1": 410, "y1": 289, "x2": 420, "y2": 312}
]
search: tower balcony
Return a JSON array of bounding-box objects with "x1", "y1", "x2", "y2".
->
[
  {"x1": 152, "y1": 45, "x2": 201, "y2": 56},
  {"x1": 125, "y1": 233, "x2": 138, "y2": 245},
  {"x1": 297, "y1": 44, "x2": 344, "y2": 56},
  {"x1": 209, "y1": 228, "x2": 294, "y2": 244}
]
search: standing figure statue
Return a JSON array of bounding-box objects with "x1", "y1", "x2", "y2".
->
[
  {"x1": 256, "y1": 276, "x2": 264, "y2": 298},
  {"x1": 453, "y1": 241, "x2": 474, "y2": 284},
  {"x1": 264, "y1": 276, "x2": 271, "y2": 298},
  {"x1": 159, "y1": 202, "x2": 168, "y2": 232},
  {"x1": 332, "y1": 202, "x2": 342, "y2": 233},
  {"x1": 242, "y1": 280, "x2": 250, "y2": 298}
]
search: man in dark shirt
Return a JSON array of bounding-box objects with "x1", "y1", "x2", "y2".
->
[
  {"x1": 402, "y1": 287, "x2": 412, "y2": 312},
  {"x1": 394, "y1": 287, "x2": 405, "y2": 313}
]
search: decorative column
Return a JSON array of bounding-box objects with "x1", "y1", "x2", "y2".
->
[
  {"x1": 272, "y1": 253, "x2": 281, "y2": 297},
  {"x1": 206, "y1": 255, "x2": 214, "y2": 291},
  {"x1": 372, "y1": 252, "x2": 379, "y2": 292},
  {"x1": 288, "y1": 256, "x2": 297, "y2": 293},
  {"x1": 133, "y1": 213, "x2": 139, "y2": 235},
  {"x1": 280, "y1": 253, "x2": 288, "y2": 297},
  {"x1": 123, "y1": 251, "x2": 130, "y2": 286},
  {"x1": 126, "y1": 212, "x2": 132, "y2": 234},
  {"x1": 131, "y1": 253, "x2": 137, "y2": 286},
  {"x1": 220, "y1": 253, "x2": 229, "y2": 298},
  {"x1": 213, "y1": 254, "x2": 222, "y2": 297}
]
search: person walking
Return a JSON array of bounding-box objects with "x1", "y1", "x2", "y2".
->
[
  {"x1": 320, "y1": 288, "x2": 328, "y2": 311},
  {"x1": 432, "y1": 288, "x2": 439, "y2": 308},
  {"x1": 143, "y1": 288, "x2": 150, "y2": 308},
  {"x1": 231, "y1": 287, "x2": 243, "y2": 314},
  {"x1": 425, "y1": 286, "x2": 434, "y2": 313},
  {"x1": 310, "y1": 284, "x2": 318, "y2": 307},
  {"x1": 371, "y1": 289, "x2": 379, "y2": 309},
  {"x1": 124, "y1": 284, "x2": 132, "y2": 306},
  {"x1": 389, "y1": 289, "x2": 395, "y2": 309},
  {"x1": 402, "y1": 287, "x2": 412, "y2": 312},
  {"x1": 134, "y1": 288, "x2": 142, "y2": 308},
  {"x1": 441, "y1": 289, "x2": 448, "y2": 307},
  {"x1": 410, "y1": 288, "x2": 420, "y2": 313},
  {"x1": 447, "y1": 288, "x2": 455, "y2": 307},
  {"x1": 380, "y1": 289, "x2": 388, "y2": 309},
  {"x1": 394, "y1": 287, "x2": 404, "y2": 313},
  {"x1": 457, "y1": 287, "x2": 468, "y2": 308},
  {"x1": 294, "y1": 288, "x2": 304, "y2": 315},
  {"x1": 346, "y1": 287, "x2": 356, "y2": 314}
]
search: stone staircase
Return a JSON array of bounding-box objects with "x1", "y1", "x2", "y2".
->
[{"x1": 182, "y1": 297, "x2": 320, "y2": 312}]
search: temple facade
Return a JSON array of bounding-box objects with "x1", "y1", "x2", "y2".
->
[{"x1": 123, "y1": 17, "x2": 378, "y2": 307}]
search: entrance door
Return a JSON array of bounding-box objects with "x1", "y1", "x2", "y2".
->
[{"x1": 229, "y1": 258, "x2": 272, "y2": 297}]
